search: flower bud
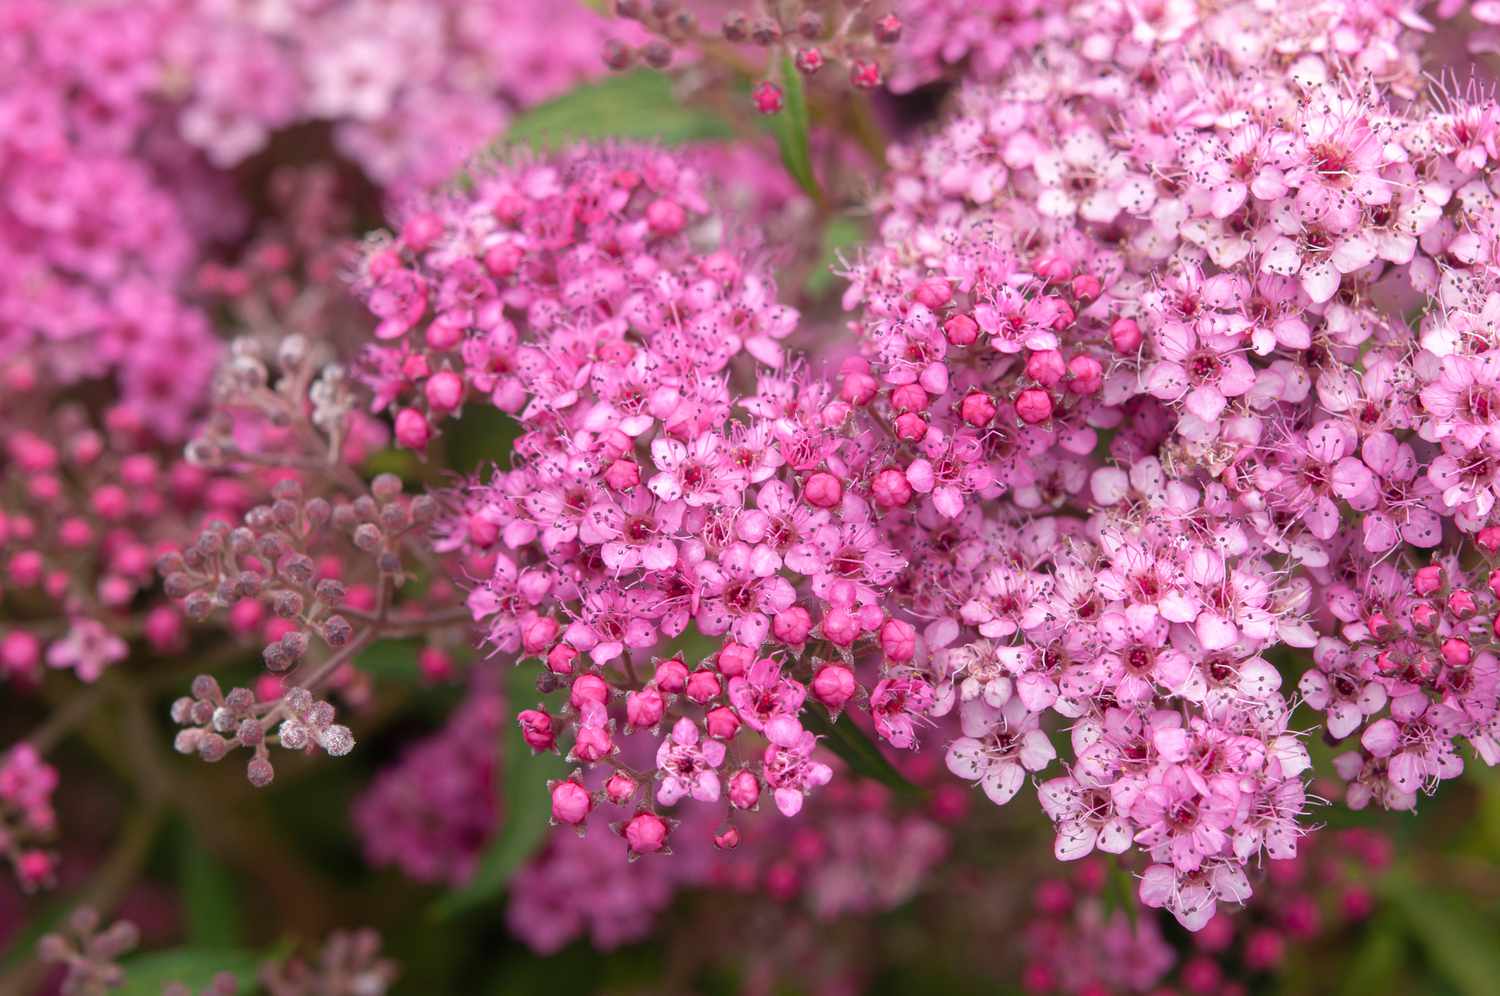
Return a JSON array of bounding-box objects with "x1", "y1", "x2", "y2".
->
[
  {"x1": 424, "y1": 371, "x2": 465, "y2": 414},
  {"x1": 944, "y1": 313, "x2": 979, "y2": 346},
  {"x1": 705, "y1": 706, "x2": 741, "y2": 740},
  {"x1": 872, "y1": 467, "x2": 913, "y2": 508},
  {"x1": 960, "y1": 392, "x2": 996, "y2": 426},
  {"x1": 571, "y1": 723, "x2": 613, "y2": 763},
  {"x1": 804, "y1": 472, "x2": 843, "y2": 508},
  {"x1": 1109, "y1": 317, "x2": 1142, "y2": 353},
  {"x1": 728, "y1": 769, "x2": 761, "y2": 809},
  {"x1": 546, "y1": 643, "x2": 578, "y2": 676},
  {"x1": 622, "y1": 811, "x2": 671, "y2": 855},
  {"x1": 605, "y1": 772, "x2": 639, "y2": 805},
  {"x1": 890, "y1": 383, "x2": 929, "y2": 414},
  {"x1": 626, "y1": 686, "x2": 665, "y2": 729},
  {"x1": 685, "y1": 670, "x2": 722, "y2": 704},
  {"x1": 570, "y1": 673, "x2": 610, "y2": 710},
  {"x1": 1015, "y1": 388, "x2": 1054, "y2": 424},
  {"x1": 1441, "y1": 637, "x2": 1471, "y2": 667},
  {"x1": 1414, "y1": 564, "x2": 1444, "y2": 595},
  {"x1": 394, "y1": 408, "x2": 430, "y2": 449},
  {"x1": 880, "y1": 618, "x2": 917, "y2": 662},
  {"x1": 1026, "y1": 350, "x2": 1067, "y2": 387},
  {"x1": 822, "y1": 606, "x2": 859, "y2": 646},
  {"x1": 550, "y1": 779, "x2": 593, "y2": 825},
  {"x1": 518, "y1": 709, "x2": 557, "y2": 751},
  {"x1": 752, "y1": 81, "x2": 784, "y2": 114},
  {"x1": 894, "y1": 412, "x2": 928, "y2": 441},
  {"x1": 714, "y1": 826, "x2": 742, "y2": 850},
  {"x1": 716, "y1": 642, "x2": 754, "y2": 677},
  {"x1": 772, "y1": 606, "x2": 813, "y2": 645},
  {"x1": 1449, "y1": 588, "x2": 1478, "y2": 620},
  {"x1": 811, "y1": 664, "x2": 857, "y2": 711}
]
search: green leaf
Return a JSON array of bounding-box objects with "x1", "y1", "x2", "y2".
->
[
  {"x1": 117, "y1": 947, "x2": 260, "y2": 996},
  {"x1": 766, "y1": 53, "x2": 819, "y2": 199},
  {"x1": 1335, "y1": 918, "x2": 1408, "y2": 996},
  {"x1": 357, "y1": 638, "x2": 425, "y2": 684},
  {"x1": 801, "y1": 706, "x2": 919, "y2": 797},
  {"x1": 179, "y1": 840, "x2": 242, "y2": 948},
  {"x1": 501, "y1": 71, "x2": 733, "y2": 151},
  {"x1": 1380, "y1": 873, "x2": 1500, "y2": 996},
  {"x1": 430, "y1": 664, "x2": 566, "y2": 919}
]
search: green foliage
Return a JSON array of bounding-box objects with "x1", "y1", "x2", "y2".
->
[
  {"x1": 765, "y1": 53, "x2": 819, "y2": 199},
  {"x1": 800, "y1": 705, "x2": 919, "y2": 798},
  {"x1": 805, "y1": 214, "x2": 865, "y2": 297},
  {"x1": 358, "y1": 638, "x2": 425, "y2": 684},
  {"x1": 1380, "y1": 873, "x2": 1500, "y2": 996},
  {"x1": 431, "y1": 664, "x2": 566, "y2": 919},
  {"x1": 500, "y1": 71, "x2": 733, "y2": 151},
  {"x1": 179, "y1": 838, "x2": 243, "y2": 948},
  {"x1": 117, "y1": 947, "x2": 261, "y2": 996}
]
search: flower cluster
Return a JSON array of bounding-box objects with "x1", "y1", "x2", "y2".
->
[
  {"x1": 0, "y1": 744, "x2": 58, "y2": 891},
  {"x1": 1022, "y1": 828, "x2": 1390, "y2": 994}
]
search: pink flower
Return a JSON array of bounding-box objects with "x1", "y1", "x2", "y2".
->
[
  {"x1": 870, "y1": 675, "x2": 935, "y2": 750},
  {"x1": 695, "y1": 542, "x2": 797, "y2": 647},
  {"x1": 45, "y1": 619, "x2": 125, "y2": 683},
  {"x1": 761, "y1": 730, "x2": 834, "y2": 816},
  {"x1": 1130, "y1": 765, "x2": 1241, "y2": 873},
  {"x1": 655, "y1": 718, "x2": 726, "y2": 806},
  {"x1": 946, "y1": 698, "x2": 1056, "y2": 805}
]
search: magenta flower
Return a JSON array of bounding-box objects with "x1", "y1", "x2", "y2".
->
[
  {"x1": 655, "y1": 718, "x2": 726, "y2": 806},
  {"x1": 945, "y1": 698, "x2": 1055, "y2": 805}
]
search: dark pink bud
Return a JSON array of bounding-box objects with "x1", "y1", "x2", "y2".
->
[
  {"x1": 519, "y1": 709, "x2": 557, "y2": 751},
  {"x1": 873, "y1": 13, "x2": 902, "y2": 42},
  {"x1": 570, "y1": 673, "x2": 610, "y2": 710},
  {"x1": 686, "y1": 670, "x2": 722, "y2": 704},
  {"x1": 1015, "y1": 388, "x2": 1054, "y2": 424},
  {"x1": 729, "y1": 769, "x2": 761, "y2": 809},
  {"x1": 394, "y1": 408, "x2": 430, "y2": 450},
  {"x1": 772, "y1": 606, "x2": 813, "y2": 645},
  {"x1": 521, "y1": 616, "x2": 559, "y2": 654},
  {"x1": 604, "y1": 458, "x2": 641, "y2": 490},
  {"x1": 804, "y1": 472, "x2": 843, "y2": 508},
  {"x1": 654, "y1": 657, "x2": 689, "y2": 693},
  {"x1": 1413, "y1": 565, "x2": 1444, "y2": 596},
  {"x1": 1367, "y1": 611, "x2": 1395, "y2": 639},
  {"x1": 714, "y1": 826, "x2": 742, "y2": 850},
  {"x1": 605, "y1": 771, "x2": 638, "y2": 805},
  {"x1": 811, "y1": 664, "x2": 857, "y2": 711},
  {"x1": 752, "y1": 81, "x2": 784, "y2": 114},
  {"x1": 1449, "y1": 589, "x2": 1478, "y2": 619},
  {"x1": 546, "y1": 643, "x2": 578, "y2": 675},
  {"x1": 400, "y1": 213, "x2": 443, "y2": 251},
  {"x1": 1034, "y1": 255, "x2": 1072, "y2": 281},
  {"x1": 484, "y1": 242, "x2": 523, "y2": 277},
  {"x1": 1244, "y1": 930, "x2": 1285, "y2": 972},
  {"x1": 425, "y1": 317, "x2": 465, "y2": 351},
  {"x1": 1071, "y1": 273, "x2": 1102, "y2": 300},
  {"x1": 418, "y1": 647, "x2": 453, "y2": 682},
  {"x1": 880, "y1": 618, "x2": 918, "y2": 662},
  {"x1": 848, "y1": 59, "x2": 881, "y2": 88},
  {"x1": 822, "y1": 606, "x2": 859, "y2": 646},
  {"x1": 622, "y1": 811, "x2": 670, "y2": 854},
  {"x1": 1026, "y1": 350, "x2": 1067, "y2": 387},
  {"x1": 794, "y1": 47, "x2": 824, "y2": 74},
  {"x1": 894, "y1": 412, "x2": 928, "y2": 441},
  {"x1": 1442, "y1": 637, "x2": 1472, "y2": 666},
  {"x1": 424, "y1": 371, "x2": 465, "y2": 414},
  {"x1": 872, "y1": 467, "x2": 913, "y2": 508},
  {"x1": 550, "y1": 779, "x2": 593, "y2": 825},
  {"x1": 571, "y1": 723, "x2": 613, "y2": 762},
  {"x1": 705, "y1": 706, "x2": 741, "y2": 739},
  {"x1": 646, "y1": 199, "x2": 686, "y2": 235},
  {"x1": 1066, "y1": 354, "x2": 1104, "y2": 394},
  {"x1": 1410, "y1": 602, "x2": 1438, "y2": 632},
  {"x1": 840, "y1": 371, "x2": 878, "y2": 405},
  {"x1": 944, "y1": 313, "x2": 979, "y2": 346},
  {"x1": 1109, "y1": 317, "x2": 1142, "y2": 353},
  {"x1": 912, "y1": 278, "x2": 952, "y2": 309},
  {"x1": 959, "y1": 392, "x2": 996, "y2": 426},
  {"x1": 717, "y1": 642, "x2": 754, "y2": 677},
  {"x1": 890, "y1": 383, "x2": 929, "y2": 414},
  {"x1": 626, "y1": 686, "x2": 665, "y2": 729}
]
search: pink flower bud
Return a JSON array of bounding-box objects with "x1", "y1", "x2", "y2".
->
[
  {"x1": 418, "y1": 647, "x2": 453, "y2": 682},
  {"x1": 1442, "y1": 637, "x2": 1471, "y2": 666},
  {"x1": 960, "y1": 392, "x2": 996, "y2": 426},
  {"x1": 795, "y1": 47, "x2": 824, "y2": 74},
  {"x1": 546, "y1": 643, "x2": 578, "y2": 675},
  {"x1": 571, "y1": 723, "x2": 613, "y2": 762},
  {"x1": 1026, "y1": 350, "x2": 1067, "y2": 387},
  {"x1": 518, "y1": 709, "x2": 556, "y2": 751},
  {"x1": 521, "y1": 616, "x2": 559, "y2": 654},
  {"x1": 1072, "y1": 273, "x2": 1102, "y2": 300},
  {"x1": 714, "y1": 826, "x2": 742, "y2": 850},
  {"x1": 90, "y1": 485, "x2": 129, "y2": 521},
  {"x1": 425, "y1": 317, "x2": 464, "y2": 350},
  {"x1": 811, "y1": 664, "x2": 857, "y2": 711},
  {"x1": 1410, "y1": 602, "x2": 1438, "y2": 631},
  {"x1": 685, "y1": 670, "x2": 722, "y2": 704},
  {"x1": 394, "y1": 408, "x2": 430, "y2": 450},
  {"x1": 804, "y1": 472, "x2": 843, "y2": 508},
  {"x1": 880, "y1": 618, "x2": 918, "y2": 662},
  {"x1": 1067, "y1": 354, "x2": 1104, "y2": 394},
  {"x1": 1015, "y1": 388, "x2": 1053, "y2": 424},
  {"x1": 840, "y1": 371, "x2": 878, "y2": 405},
  {"x1": 1449, "y1": 588, "x2": 1478, "y2": 619},
  {"x1": 1366, "y1": 611, "x2": 1394, "y2": 639},
  {"x1": 484, "y1": 242, "x2": 523, "y2": 277},
  {"x1": 822, "y1": 606, "x2": 859, "y2": 646},
  {"x1": 550, "y1": 779, "x2": 592, "y2": 825},
  {"x1": 891, "y1": 383, "x2": 929, "y2": 414},
  {"x1": 1414, "y1": 565, "x2": 1444, "y2": 595},
  {"x1": 646, "y1": 199, "x2": 686, "y2": 235},
  {"x1": 400, "y1": 212, "x2": 443, "y2": 251},
  {"x1": 772, "y1": 606, "x2": 813, "y2": 645},
  {"x1": 752, "y1": 81, "x2": 784, "y2": 114},
  {"x1": 944, "y1": 313, "x2": 979, "y2": 346},
  {"x1": 1034, "y1": 255, "x2": 1072, "y2": 281},
  {"x1": 622, "y1": 811, "x2": 670, "y2": 855},
  {"x1": 605, "y1": 771, "x2": 638, "y2": 805},
  {"x1": 894, "y1": 412, "x2": 928, "y2": 441},
  {"x1": 424, "y1": 371, "x2": 465, "y2": 414},
  {"x1": 653, "y1": 657, "x2": 688, "y2": 693},
  {"x1": 717, "y1": 642, "x2": 754, "y2": 677},
  {"x1": 871, "y1": 467, "x2": 913, "y2": 508},
  {"x1": 1109, "y1": 317, "x2": 1142, "y2": 353},
  {"x1": 912, "y1": 278, "x2": 952, "y2": 309},
  {"x1": 570, "y1": 673, "x2": 610, "y2": 710},
  {"x1": 0, "y1": 631, "x2": 41, "y2": 681},
  {"x1": 626, "y1": 686, "x2": 665, "y2": 729},
  {"x1": 849, "y1": 59, "x2": 881, "y2": 88},
  {"x1": 705, "y1": 706, "x2": 741, "y2": 740},
  {"x1": 604, "y1": 458, "x2": 641, "y2": 490},
  {"x1": 729, "y1": 769, "x2": 761, "y2": 810}
]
